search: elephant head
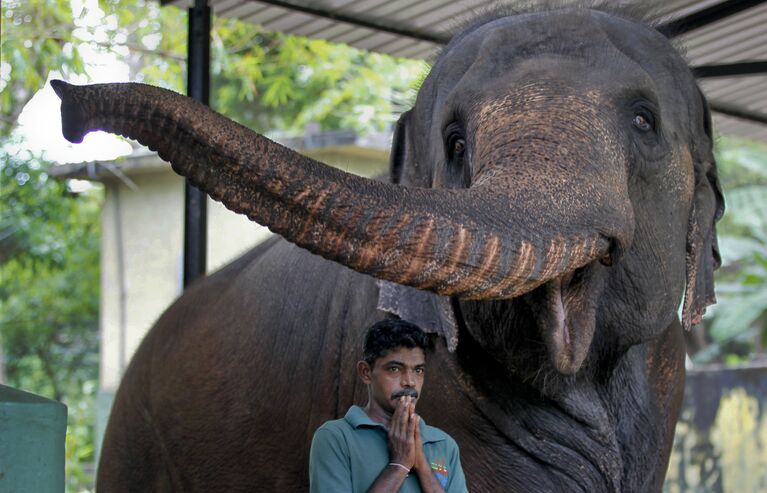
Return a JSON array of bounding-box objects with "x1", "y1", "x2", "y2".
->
[
  {"x1": 52, "y1": 6, "x2": 722, "y2": 380},
  {"x1": 389, "y1": 6, "x2": 725, "y2": 383}
]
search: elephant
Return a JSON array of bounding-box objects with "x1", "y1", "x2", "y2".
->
[{"x1": 52, "y1": 3, "x2": 723, "y2": 492}]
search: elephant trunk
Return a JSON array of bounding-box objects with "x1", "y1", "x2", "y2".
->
[{"x1": 51, "y1": 80, "x2": 615, "y2": 300}]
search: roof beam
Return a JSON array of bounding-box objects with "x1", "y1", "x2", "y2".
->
[
  {"x1": 692, "y1": 61, "x2": 767, "y2": 78},
  {"x1": 246, "y1": 0, "x2": 449, "y2": 45},
  {"x1": 163, "y1": 0, "x2": 767, "y2": 49},
  {"x1": 659, "y1": 0, "x2": 767, "y2": 37},
  {"x1": 710, "y1": 101, "x2": 767, "y2": 125}
]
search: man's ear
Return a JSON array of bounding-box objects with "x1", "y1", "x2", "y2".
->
[
  {"x1": 357, "y1": 360, "x2": 373, "y2": 384},
  {"x1": 389, "y1": 110, "x2": 411, "y2": 184},
  {"x1": 682, "y1": 87, "x2": 725, "y2": 331}
]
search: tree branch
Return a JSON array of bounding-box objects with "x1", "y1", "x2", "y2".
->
[{"x1": 45, "y1": 35, "x2": 186, "y2": 63}]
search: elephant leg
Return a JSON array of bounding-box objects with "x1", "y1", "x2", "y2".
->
[
  {"x1": 96, "y1": 364, "x2": 176, "y2": 492},
  {"x1": 642, "y1": 318, "x2": 687, "y2": 492}
]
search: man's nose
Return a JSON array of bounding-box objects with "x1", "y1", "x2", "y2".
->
[{"x1": 401, "y1": 370, "x2": 415, "y2": 387}]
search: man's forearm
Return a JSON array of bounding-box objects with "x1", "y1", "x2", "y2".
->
[{"x1": 413, "y1": 457, "x2": 447, "y2": 493}]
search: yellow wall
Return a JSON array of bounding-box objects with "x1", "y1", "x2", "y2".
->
[
  {"x1": 664, "y1": 367, "x2": 767, "y2": 492},
  {"x1": 99, "y1": 171, "x2": 184, "y2": 390}
]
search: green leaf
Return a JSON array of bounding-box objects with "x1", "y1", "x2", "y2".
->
[
  {"x1": 717, "y1": 236, "x2": 766, "y2": 265},
  {"x1": 724, "y1": 185, "x2": 767, "y2": 241},
  {"x1": 710, "y1": 288, "x2": 767, "y2": 341}
]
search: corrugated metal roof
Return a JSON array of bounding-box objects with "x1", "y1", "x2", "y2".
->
[{"x1": 166, "y1": 0, "x2": 767, "y2": 142}]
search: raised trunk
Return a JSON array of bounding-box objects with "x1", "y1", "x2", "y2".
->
[{"x1": 52, "y1": 80, "x2": 611, "y2": 299}]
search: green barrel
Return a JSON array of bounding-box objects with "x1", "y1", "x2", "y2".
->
[{"x1": 0, "y1": 385, "x2": 67, "y2": 493}]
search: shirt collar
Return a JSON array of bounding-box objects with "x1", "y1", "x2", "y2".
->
[{"x1": 345, "y1": 405, "x2": 445, "y2": 443}]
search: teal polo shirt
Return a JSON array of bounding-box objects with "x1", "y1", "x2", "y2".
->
[{"x1": 309, "y1": 405, "x2": 467, "y2": 492}]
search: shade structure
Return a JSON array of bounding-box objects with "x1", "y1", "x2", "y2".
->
[{"x1": 163, "y1": 0, "x2": 767, "y2": 142}]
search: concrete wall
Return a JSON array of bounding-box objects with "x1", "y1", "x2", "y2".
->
[{"x1": 98, "y1": 171, "x2": 272, "y2": 391}]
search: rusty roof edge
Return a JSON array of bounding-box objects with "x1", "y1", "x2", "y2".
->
[{"x1": 169, "y1": 0, "x2": 450, "y2": 45}]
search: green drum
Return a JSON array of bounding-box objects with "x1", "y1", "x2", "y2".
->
[{"x1": 0, "y1": 385, "x2": 67, "y2": 492}]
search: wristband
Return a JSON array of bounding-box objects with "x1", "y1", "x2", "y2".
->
[{"x1": 388, "y1": 462, "x2": 410, "y2": 474}]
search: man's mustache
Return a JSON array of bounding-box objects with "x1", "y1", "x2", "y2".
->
[{"x1": 391, "y1": 388, "x2": 419, "y2": 400}]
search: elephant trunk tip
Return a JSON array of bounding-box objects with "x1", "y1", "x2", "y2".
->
[
  {"x1": 50, "y1": 79, "x2": 87, "y2": 144},
  {"x1": 49, "y1": 79, "x2": 69, "y2": 98}
]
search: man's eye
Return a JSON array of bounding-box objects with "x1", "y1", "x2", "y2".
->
[
  {"x1": 415, "y1": 368, "x2": 425, "y2": 374},
  {"x1": 388, "y1": 367, "x2": 399, "y2": 372}
]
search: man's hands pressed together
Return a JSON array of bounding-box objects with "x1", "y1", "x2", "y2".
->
[
  {"x1": 388, "y1": 396, "x2": 418, "y2": 471},
  {"x1": 367, "y1": 396, "x2": 446, "y2": 493}
]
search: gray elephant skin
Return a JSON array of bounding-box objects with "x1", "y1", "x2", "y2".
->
[{"x1": 52, "y1": 4, "x2": 722, "y2": 492}]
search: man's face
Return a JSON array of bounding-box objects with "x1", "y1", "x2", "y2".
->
[{"x1": 359, "y1": 346, "x2": 426, "y2": 415}]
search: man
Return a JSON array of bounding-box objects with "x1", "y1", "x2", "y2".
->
[{"x1": 309, "y1": 319, "x2": 468, "y2": 493}]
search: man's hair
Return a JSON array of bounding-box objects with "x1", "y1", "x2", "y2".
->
[{"x1": 362, "y1": 319, "x2": 430, "y2": 366}]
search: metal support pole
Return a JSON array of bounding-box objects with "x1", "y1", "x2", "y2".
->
[{"x1": 183, "y1": 0, "x2": 210, "y2": 288}]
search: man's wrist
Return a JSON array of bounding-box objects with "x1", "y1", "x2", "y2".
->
[
  {"x1": 412, "y1": 453, "x2": 429, "y2": 472},
  {"x1": 388, "y1": 462, "x2": 411, "y2": 475}
]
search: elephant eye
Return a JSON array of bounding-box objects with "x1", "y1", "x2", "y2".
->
[
  {"x1": 632, "y1": 114, "x2": 652, "y2": 132},
  {"x1": 452, "y1": 138, "x2": 466, "y2": 157},
  {"x1": 443, "y1": 120, "x2": 471, "y2": 188},
  {"x1": 630, "y1": 103, "x2": 657, "y2": 134},
  {"x1": 444, "y1": 121, "x2": 466, "y2": 160}
]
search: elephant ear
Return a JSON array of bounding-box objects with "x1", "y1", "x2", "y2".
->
[
  {"x1": 682, "y1": 88, "x2": 724, "y2": 331},
  {"x1": 389, "y1": 109, "x2": 412, "y2": 185},
  {"x1": 377, "y1": 280, "x2": 459, "y2": 351}
]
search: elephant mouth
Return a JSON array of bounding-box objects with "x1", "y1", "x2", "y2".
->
[{"x1": 527, "y1": 260, "x2": 606, "y2": 374}]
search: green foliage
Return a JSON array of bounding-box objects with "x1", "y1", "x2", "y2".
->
[
  {"x1": 97, "y1": 0, "x2": 188, "y2": 92},
  {"x1": 695, "y1": 138, "x2": 767, "y2": 364},
  {"x1": 2, "y1": 3, "x2": 100, "y2": 490},
  {"x1": 1, "y1": 150, "x2": 101, "y2": 492},
  {"x1": 64, "y1": 379, "x2": 97, "y2": 492},
  {"x1": 0, "y1": 0, "x2": 86, "y2": 137},
  {"x1": 97, "y1": 1, "x2": 427, "y2": 135}
]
